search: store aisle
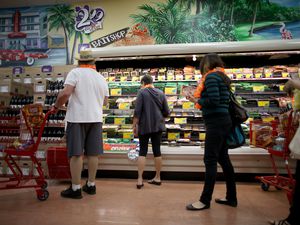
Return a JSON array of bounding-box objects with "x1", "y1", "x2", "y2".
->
[{"x1": 0, "y1": 179, "x2": 289, "y2": 225}]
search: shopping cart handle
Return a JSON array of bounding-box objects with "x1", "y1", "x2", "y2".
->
[{"x1": 44, "y1": 108, "x2": 56, "y2": 119}]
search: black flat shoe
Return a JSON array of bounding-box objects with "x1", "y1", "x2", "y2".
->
[
  {"x1": 186, "y1": 202, "x2": 210, "y2": 211},
  {"x1": 148, "y1": 180, "x2": 161, "y2": 186},
  {"x1": 215, "y1": 198, "x2": 237, "y2": 207},
  {"x1": 136, "y1": 183, "x2": 144, "y2": 189}
]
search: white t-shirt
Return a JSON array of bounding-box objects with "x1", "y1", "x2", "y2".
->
[{"x1": 64, "y1": 68, "x2": 109, "y2": 123}]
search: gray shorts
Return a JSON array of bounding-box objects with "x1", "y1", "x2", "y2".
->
[{"x1": 66, "y1": 122, "x2": 103, "y2": 158}]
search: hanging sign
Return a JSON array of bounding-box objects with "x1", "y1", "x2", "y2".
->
[
  {"x1": 75, "y1": 5, "x2": 104, "y2": 34},
  {"x1": 90, "y1": 28, "x2": 129, "y2": 48}
]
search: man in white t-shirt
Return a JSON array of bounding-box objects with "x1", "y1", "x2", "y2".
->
[{"x1": 52, "y1": 50, "x2": 109, "y2": 199}]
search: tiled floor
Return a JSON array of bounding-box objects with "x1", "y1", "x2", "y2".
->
[{"x1": 0, "y1": 179, "x2": 290, "y2": 225}]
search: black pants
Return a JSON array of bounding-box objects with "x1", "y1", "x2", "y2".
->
[
  {"x1": 287, "y1": 160, "x2": 300, "y2": 225},
  {"x1": 200, "y1": 114, "x2": 236, "y2": 205},
  {"x1": 138, "y1": 132, "x2": 162, "y2": 157}
]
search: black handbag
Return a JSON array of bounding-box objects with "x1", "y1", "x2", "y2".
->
[{"x1": 228, "y1": 91, "x2": 248, "y2": 124}]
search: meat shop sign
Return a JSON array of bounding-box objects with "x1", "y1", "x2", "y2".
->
[{"x1": 90, "y1": 28, "x2": 129, "y2": 48}]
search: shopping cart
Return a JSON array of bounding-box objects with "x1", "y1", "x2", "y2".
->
[
  {"x1": 0, "y1": 104, "x2": 54, "y2": 201},
  {"x1": 254, "y1": 110, "x2": 297, "y2": 204}
]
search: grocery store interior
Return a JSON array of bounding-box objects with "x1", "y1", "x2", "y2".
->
[{"x1": 0, "y1": 0, "x2": 299, "y2": 225}]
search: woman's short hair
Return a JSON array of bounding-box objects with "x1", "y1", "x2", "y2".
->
[
  {"x1": 141, "y1": 75, "x2": 153, "y2": 85},
  {"x1": 200, "y1": 53, "x2": 224, "y2": 75}
]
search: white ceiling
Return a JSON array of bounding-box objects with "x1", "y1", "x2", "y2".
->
[{"x1": 0, "y1": 0, "x2": 98, "y2": 8}]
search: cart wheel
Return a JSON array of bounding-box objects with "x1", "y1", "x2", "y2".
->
[
  {"x1": 261, "y1": 183, "x2": 270, "y2": 191},
  {"x1": 37, "y1": 190, "x2": 49, "y2": 201}
]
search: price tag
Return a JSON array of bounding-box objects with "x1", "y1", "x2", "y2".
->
[
  {"x1": 245, "y1": 74, "x2": 253, "y2": 79},
  {"x1": 132, "y1": 76, "x2": 139, "y2": 82},
  {"x1": 167, "y1": 75, "x2": 174, "y2": 80},
  {"x1": 255, "y1": 73, "x2": 262, "y2": 78},
  {"x1": 262, "y1": 117, "x2": 275, "y2": 122},
  {"x1": 282, "y1": 72, "x2": 289, "y2": 78},
  {"x1": 279, "y1": 85, "x2": 284, "y2": 91},
  {"x1": 174, "y1": 118, "x2": 187, "y2": 124},
  {"x1": 119, "y1": 102, "x2": 130, "y2": 110},
  {"x1": 103, "y1": 132, "x2": 107, "y2": 139},
  {"x1": 199, "y1": 133, "x2": 206, "y2": 141},
  {"x1": 111, "y1": 88, "x2": 122, "y2": 96},
  {"x1": 123, "y1": 133, "x2": 133, "y2": 139},
  {"x1": 168, "y1": 101, "x2": 174, "y2": 109},
  {"x1": 175, "y1": 75, "x2": 183, "y2": 80},
  {"x1": 258, "y1": 101, "x2": 270, "y2": 107},
  {"x1": 184, "y1": 132, "x2": 191, "y2": 138},
  {"x1": 109, "y1": 77, "x2": 116, "y2": 82},
  {"x1": 253, "y1": 86, "x2": 265, "y2": 92},
  {"x1": 114, "y1": 118, "x2": 126, "y2": 125},
  {"x1": 165, "y1": 87, "x2": 177, "y2": 95},
  {"x1": 194, "y1": 75, "x2": 201, "y2": 80},
  {"x1": 185, "y1": 75, "x2": 193, "y2": 80},
  {"x1": 158, "y1": 75, "x2": 165, "y2": 81},
  {"x1": 120, "y1": 76, "x2": 127, "y2": 82},
  {"x1": 265, "y1": 73, "x2": 272, "y2": 78},
  {"x1": 168, "y1": 133, "x2": 180, "y2": 140},
  {"x1": 182, "y1": 102, "x2": 194, "y2": 109},
  {"x1": 236, "y1": 74, "x2": 244, "y2": 79}
]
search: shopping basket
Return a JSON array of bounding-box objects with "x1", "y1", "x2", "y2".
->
[
  {"x1": 0, "y1": 104, "x2": 54, "y2": 201},
  {"x1": 254, "y1": 110, "x2": 297, "y2": 204}
]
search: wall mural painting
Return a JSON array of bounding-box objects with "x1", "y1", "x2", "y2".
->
[{"x1": 0, "y1": 0, "x2": 299, "y2": 67}]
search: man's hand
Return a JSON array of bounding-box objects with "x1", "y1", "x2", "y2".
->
[{"x1": 50, "y1": 105, "x2": 59, "y2": 114}]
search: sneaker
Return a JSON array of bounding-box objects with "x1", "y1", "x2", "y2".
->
[
  {"x1": 82, "y1": 181, "x2": 96, "y2": 195},
  {"x1": 61, "y1": 186, "x2": 82, "y2": 199}
]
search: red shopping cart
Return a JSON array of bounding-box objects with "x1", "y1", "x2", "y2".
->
[
  {"x1": 0, "y1": 104, "x2": 54, "y2": 201},
  {"x1": 254, "y1": 110, "x2": 297, "y2": 204}
]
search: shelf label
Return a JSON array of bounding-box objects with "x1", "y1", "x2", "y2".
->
[
  {"x1": 111, "y1": 88, "x2": 122, "y2": 96},
  {"x1": 194, "y1": 75, "x2": 201, "y2": 80},
  {"x1": 123, "y1": 132, "x2": 133, "y2": 139},
  {"x1": 262, "y1": 117, "x2": 275, "y2": 122},
  {"x1": 167, "y1": 101, "x2": 174, "y2": 109},
  {"x1": 114, "y1": 118, "x2": 126, "y2": 125},
  {"x1": 174, "y1": 118, "x2": 187, "y2": 124},
  {"x1": 279, "y1": 85, "x2": 285, "y2": 91},
  {"x1": 103, "y1": 132, "x2": 107, "y2": 139},
  {"x1": 258, "y1": 100, "x2": 270, "y2": 107},
  {"x1": 282, "y1": 72, "x2": 289, "y2": 78},
  {"x1": 132, "y1": 76, "x2": 139, "y2": 82},
  {"x1": 253, "y1": 86, "x2": 265, "y2": 92},
  {"x1": 184, "y1": 132, "x2": 191, "y2": 138},
  {"x1": 182, "y1": 102, "x2": 194, "y2": 109},
  {"x1": 245, "y1": 74, "x2": 253, "y2": 79},
  {"x1": 119, "y1": 102, "x2": 130, "y2": 110},
  {"x1": 165, "y1": 87, "x2": 177, "y2": 95},
  {"x1": 175, "y1": 75, "x2": 184, "y2": 80},
  {"x1": 109, "y1": 77, "x2": 116, "y2": 82},
  {"x1": 236, "y1": 74, "x2": 244, "y2": 79},
  {"x1": 167, "y1": 75, "x2": 174, "y2": 80},
  {"x1": 158, "y1": 75, "x2": 165, "y2": 81},
  {"x1": 199, "y1": 133, "x2": 206, "y2": 141},
  {"x1": 185, "y1": 75, "x2": 193, "y2": 80},
  {"x1": 120, "y1": 76, "x2": 127, "y2": 82},
  {"x1": 168, "y1": 132, "x2": 180, "y2": 140},
  {"x1": 255, "y1": 73, "x2": 262, "y2": 78},
  {"x1": 265, "y1": 73, "x2": 272, "y2": 78}
]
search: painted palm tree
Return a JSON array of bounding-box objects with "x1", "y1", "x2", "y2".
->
[
  {"x1": 130, "y1": 0, "x2": 191, "y2": 44},
  {"x1": 48, "y1": 4, "x2": 74, "y2": 65},
  {"x1": 175, "y1": 0, "x2": 205, "y2": 14},
  {"x1": 246, "y1": 0, "x2": 270, "y2": 37}
]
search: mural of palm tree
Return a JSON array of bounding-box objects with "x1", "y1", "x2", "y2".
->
[
  {"x1": 130, "y1": 0, "x2": 191, "y2": 44},
  {"x1": 175, "y1": 0, "x2": 205, "y2": 14},
  {"x1": 48, "y1": 4, "x2": 74, "y2": 65},
  {"x1": 246, "y1": 0, "x2": 270, "y2": 37}
]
